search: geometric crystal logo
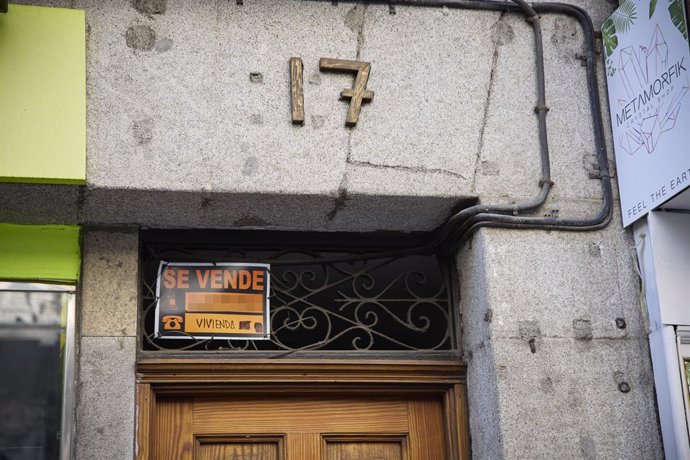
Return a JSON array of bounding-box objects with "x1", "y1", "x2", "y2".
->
[
  {"x1": 640, "y1": 114, "x2": 661, "y2": 152},
  {"x1": 618, "y1": 85, "x2": 688, "y2": 154},
  {"x1": 646, "y1": 25, "x2": 669, "y2": 86},
  {"x1": 619, "y1": 25, "x2": 669, "y2": 98},
  {"x1": 616, "y1": 24, "x2": 686, "y2": 155},
  {"x1": 619, "y1": 46, "x2": 648, "y2": 98},
  {"x1": 661, "y1": 84, "x2": 687, "y2": 131},
  {"x1": 620, "y1": 127, "x2": 644, "y2": 154}
]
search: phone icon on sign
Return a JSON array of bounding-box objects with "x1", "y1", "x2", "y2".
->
[{"x1": 162, "y1": 315, "x2": 183, "y2": 330}]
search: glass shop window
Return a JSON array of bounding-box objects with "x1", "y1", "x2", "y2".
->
[{"x1": 0, "y1": 283, "x2": 76, "y2": 460}]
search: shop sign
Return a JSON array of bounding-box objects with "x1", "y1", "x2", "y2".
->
[
  {"x1": 603, "y1": 0, "x2": 690, "y2": 227},
  {"x1": 155, "y1": 262, "x2": 270, "y2": 340}
]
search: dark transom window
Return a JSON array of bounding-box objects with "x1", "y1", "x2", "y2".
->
[{"x1": 140, "y1": 230, "x2": 459, "y2": 358}]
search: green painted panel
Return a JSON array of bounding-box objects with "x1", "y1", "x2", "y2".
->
[
  {"x1": 0, "y1": 224, "x2": 81, "y2": 282},
  {"x1": 0, "y1": 5, "x2": 86, "y2": 184}
]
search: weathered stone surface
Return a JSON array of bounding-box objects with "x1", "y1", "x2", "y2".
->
[
  {"x1": 466, "y1": 203, "x2": 646, "y2": 342},
  {"x1": 457, "y1": 233, "x2": 505, "y2": 458},
  {"x1": 132, "y1": 0, "x2": 166, "y2": 15},
  {"x1": 125, "y1": 24, "x2": 156, "y2": 51},
  {"x1": 76, "y1": 336, "x2": 135, "y2": 460},
  {"x1": 471, "y1": 12, "x2": 540, "y2": 201},
  {"x1": 81, "y1": 188, "x2": 336, "y2": 229},
  {"x1": 0, "y1": 183, "x2": 80, "y2": 224},
  {"x1": 350, "y1": 5, "x2": 498, "y2": 180},
  {"x1": 490, "y1": 337, "x2": 661, "y2": 459},
  {"x1": 210, "y1": 0, "x2": 356, "y2": 196},
  {"x1": 11, "y1": 0, "x2": 72, "y2": 6},
  {"x1": 472, "y1": 12, "x2": 609, "y2": 202},
  {"x1": 78, "y1": 187, "x2": 468, "y2": 232},
  {"x1": 3, "y1": 0, "x2": 619, "y2": 234},
  {"x1": 459, "y1": 220, "x2": 662, "y2": 459},
  {"x1": 324, "y1": 194, "x2": 467, "y2": 232},
  {"x1": 81, "y1": 229, "x2": 139, "y2": 337},
  {"x1": 77, "y1": 0, "x2": 357, "y2": 197}
]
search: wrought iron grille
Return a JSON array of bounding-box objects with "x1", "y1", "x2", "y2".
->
[{"x1": 141, "y1": 230, "x2": 458, "y2": 356}]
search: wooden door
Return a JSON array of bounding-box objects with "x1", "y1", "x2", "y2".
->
[{"x1": 153, "y1": 394, "x2": 447, "y2": 459}]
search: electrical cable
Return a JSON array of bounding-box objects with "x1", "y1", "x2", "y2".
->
[{"x1": 277, "y1": 0, "x2": 613, "y2": 265}]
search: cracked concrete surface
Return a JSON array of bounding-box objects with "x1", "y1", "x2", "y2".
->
[
  {"x1": 348, "y1": 158, "x2": 467, "y2": 179},
  {"x1": 350, "y1": 5, "x2": 497, "y2": 182},
  {"x1": 471, "y1": 11, "x2": 506, "y2": 194}
]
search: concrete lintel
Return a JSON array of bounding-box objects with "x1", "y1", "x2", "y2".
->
[{"x1": 0, "y1": 183, "x2": 473, "y2": 232}]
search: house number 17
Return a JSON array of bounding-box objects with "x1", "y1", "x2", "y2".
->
[{"x1": 290, "y1": 57, "x2": 374, "y2": 126}]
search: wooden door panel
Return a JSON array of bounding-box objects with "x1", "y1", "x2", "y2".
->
[
  {"x1": 287, "y1": 433, "x2": 320, "y2": 460},
  {"x1": 154, "y1": 398, "x2": 194, "y2": 460},
  {"x1": 193, "y1": 396, "x2": 408, "y2": 433},
  {"x1": 408, "y1": 399, "x2": 446, "y2": 459},
  {"x1": 196, "y1": 436, "x2": 283, "y2": 460},
  {"x1": 154, "y1": 395, "x2": 447, "y2": 459},
  {"x1": 324, "y1": 436, "x2": 406, "y2": 460}
]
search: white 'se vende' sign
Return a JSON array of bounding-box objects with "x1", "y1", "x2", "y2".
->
[{"x1": 603, "y1": 0, "x2": 690, "y2": 227}]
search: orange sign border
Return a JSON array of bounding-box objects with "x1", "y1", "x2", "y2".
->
[{"x1": 154, "y1": 261, "x2": 271, "y2": 341}]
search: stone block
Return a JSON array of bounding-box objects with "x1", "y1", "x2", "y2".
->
[
  {"x1": 458, "y1": 205, "x2": 660, "y2": 459},
  {"x1": 76, "y1": 336, "x2": 136, "y2": 460},
  {"x1": 78, "y1": 0, "x2": 218, "y2": 192},
  {"x1": 324, "y1": 193, "x2": 467, "y2": 232},
  {"x1": 466, "y1": 337, "x2": 504, "y2": 459},
  {"x1": 350, "y1": 4, "x2": 498, "y2": 186},
  {"x1": 78, "y1": 0, "x2": 357, "y2": 198},
  {"x1": 0, "y1": 183, "x2": 80, "y2": 225},
  {"x1": 458, "y1": 232, "x2": 505, "y2": 458},
  {"x1": 81, "y1": 187, "x2": 337, "y2": 230},
  {"x1": 211, "y1": 0, "x2": 356, "y2": 196},
  {"x1": 489, "y1": 337, "x2": 662, "y2": 459},
  {"x1": 81, "y1": 229, "x2": 139, "y2": 337},
  {"x1": 473, "y1": 11, "x2": 615, "y2": 202},
  {"x1": 80, "y1": 186, "x2": 473, "y2": 232},
  {"x1": 457, "y1": 200, "x2": 647, "y2": 342},
  {"x1": 472, "y1": 13, "x2": 540, "y2": 200}
]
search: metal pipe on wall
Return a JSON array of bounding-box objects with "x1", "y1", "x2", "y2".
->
[{"x1": 275, "y1": 0, "x2": 613, "y2": 265}]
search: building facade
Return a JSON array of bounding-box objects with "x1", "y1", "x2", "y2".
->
[{"x1": 0, "y1": 0, "x2": 668, "y2": 458}]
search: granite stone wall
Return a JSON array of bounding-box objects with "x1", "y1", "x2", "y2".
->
[{"x1": 1, "y1": 0, "x2": 663, "y2": 458}]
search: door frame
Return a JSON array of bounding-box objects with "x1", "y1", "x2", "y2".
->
[{"x1": 135, "y1": 359, "x2": 469, "y2": 459}]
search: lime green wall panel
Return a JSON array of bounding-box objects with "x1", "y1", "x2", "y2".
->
[
  {"x1": 0, "y1": 5, "x2": 86, "y2": 184},
  {"x1": 0, "y1": 224, "x2": 81, "y2": 282}
]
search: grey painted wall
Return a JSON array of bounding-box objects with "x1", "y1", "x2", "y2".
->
[{"x1": 2, "y1": 0, "x2": 663, "y2": 458}]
